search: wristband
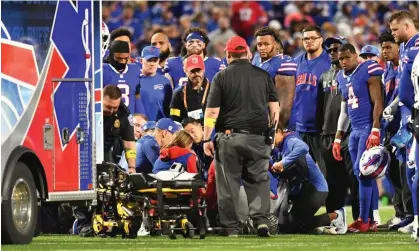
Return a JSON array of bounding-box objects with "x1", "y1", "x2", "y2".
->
[
  {"x1": 202, "y1": 139, "x2": 212, "y2": 143},
  {"x1": 334, "y1": 139, "x2": 341, "y2": 144},
  {"x1": 204, "y1": 118, "x2": 216, "y2": 128},
  {"x1": 125, "y1": 149, "x2": 136, "y2": 159},
  {"x1": 371, "y1": 128, "x2": 380, "y2": 133}
]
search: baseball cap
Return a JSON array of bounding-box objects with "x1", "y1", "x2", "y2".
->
[
  {"x1": 184, "y1": 55, "x2": 205, "y2": 72},
  {"x1": 359, "y1": 45, "x2": 380, "y2": 57},
  {"x1": 142, "y1": 121, "x2": 156, "y2": 132},
  {"x1": 141, "y1": 46, "x2": 160, "y2": 60},
  {"x1": 224, "y1": 36, "x2": 248, "y2": 53},
  {"x1": 156, "y1": 118, "x2": 180, "y2": 134},
  {"x1": 324, "y1": 36, "x2": 348, "y2": 48}
]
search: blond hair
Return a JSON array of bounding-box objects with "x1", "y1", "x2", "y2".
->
[{"x1": 166, "y1": 130, "x2": 194, "y2": 149}]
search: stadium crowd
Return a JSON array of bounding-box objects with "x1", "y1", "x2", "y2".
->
[{"x1": 99, "y1": 0, "x2": 419, "y2": 241}]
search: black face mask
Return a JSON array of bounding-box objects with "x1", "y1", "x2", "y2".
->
[{"x1": 110, "y1": 59, "x2": 126, "y2": 71}]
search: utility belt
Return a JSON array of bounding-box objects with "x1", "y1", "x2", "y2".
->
[{"x1": 221, "y1": 128, "x2": 268, "y2": 136}]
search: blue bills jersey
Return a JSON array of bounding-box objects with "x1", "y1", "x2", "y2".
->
[
  {"x1": 337, "y1": 60, "x2": 384, "y2": 129},
  {"x1": 103, "y1": 63, "x2": 143, "y2": 113},
  {"x1": 252, "y1": 54, "x2": 297, "y2": 78},
  {"x1": 382, "y1": 61, "x2": 401, "y2": 133},
  {"x1": 164, "y1": 56, "x2": 225, "y2": 87},
  {"x1": 292, "y1": 50, "x2": 331, "y2": 132},
  {"x1": 399, "y1": 47, "x2": 419, "y2": 110}
]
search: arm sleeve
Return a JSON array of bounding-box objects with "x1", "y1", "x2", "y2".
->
[
  {"x1": 337, "y1": 101, "x2": 350, "y2": 132},
  {"x1": 206, "y1": 72, "x2": 222, "y2": 108},
  {"x1": 281, "y1": 137, "x2": 309, "y2": 168},
  {"x1": 276, "y1": 59, "x2": 298, "y2": 76},
  {"x1": 120, "y1": 114, "x2": 135, "y2": 142},
  {"x1": 186, "y1": 154, "x2": 198, "y2": 173},
  {"x1": 169, "y1": 88, "x2": 184, "y2": 122},
  {"x1": 163, "y1": 79, "x2": 173, "y2": 117},
  {"x1": 143, "y1": 141, "x2": 160, "y2": 165},
  {"x1": 268, "y1": 76, "x2": 278, "y2": 102}
]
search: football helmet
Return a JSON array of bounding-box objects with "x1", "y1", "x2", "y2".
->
[
  {"x1": 102, "y1": 21, "x2": 110, "y2": 58},
  {"x1": 359, "y1": 146, "x2": 390, "y2": 179}
]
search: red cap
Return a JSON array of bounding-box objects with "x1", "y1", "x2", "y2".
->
[
  {"x1": 224, "y1": 36, "x2": 248, "y2": 53},
  {"x1": 184, "y1": 55, "x2": 205, "y2": 72}
]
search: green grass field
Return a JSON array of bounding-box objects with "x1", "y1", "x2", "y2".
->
[{"x1": 2, "y1": 207, "x2": 418, "y2": 251}]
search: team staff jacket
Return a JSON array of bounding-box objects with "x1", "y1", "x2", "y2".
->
[
  {"x1": 103, "y1": 103, "x2": 135, "y2": 152},
  {"x1": 317, "y1": 64, "x2": 345, "y2": 135},
  {"x1": 152, "y1": 146, "x2": 198, "y2": 174},
  {"x1": 136, "y1": 135, "x2": 160, "y2": 173},
  {"x1": 269, "y1": 132, "x2": 328, "y2": 196},
  {"x1": 169, "y1": 78, "x2": 210, "y2": 123}
]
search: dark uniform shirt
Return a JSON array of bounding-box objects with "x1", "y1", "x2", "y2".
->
[
  {"x1": 317, "y1": 64, "x2": 344, "y2": 135},
  {"x1": 206, "y1": 59, "x2": 278, "y2": 133},
  {"x1": 170, "y1": 78, "x2": 210, "y2": 123},
  {"x1": 103, "y1": 103, "x2": 135, "y2": 153}
]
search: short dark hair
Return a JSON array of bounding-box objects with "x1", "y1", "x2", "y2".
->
[
  {"x1": 181, "y1": 117, "x2": 202, "y2": 128},
  {"x1": 302, "y1": 25, "x2": 322, "y2": 36},
  {"x1": 338, "y1": 43, "x2": 357, "y2": 54},
  {"x1": 110, "y1": 27, "x2": 132, "y2": 42},
  {"x1": 389, "y1": 10, "x2": 414, "y2": 23},
  {"x1": 254, "y1": 26, "x2": 283, "y2": 49},
  {"x1": 379, "y1": 30, "x2": 397, "y2": 44},
  {"x1": 228, "y1": 46, "x2": 248, "y2": 59},
  {"x1": 103, "y1": 85, "x2": 122, "y2": 100}
]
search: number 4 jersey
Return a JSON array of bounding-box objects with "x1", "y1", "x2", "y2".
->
[
  {"x1": 337, "y1": 60, "x2": 384, "y2": 130},
  {"x1": 103, "y1": 63, "x2": 144, "y2": 113}
]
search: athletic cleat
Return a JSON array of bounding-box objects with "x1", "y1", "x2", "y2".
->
[
  {"x1": 137, "y1": 221, "x2": 150, "y2": 236},
  {"x1": 368, "y1": 220, "x2": 378, "y2": 232},
  {"x1": 330, "y1": 207, "x2": 347, "y2": 234},
  {"x1": 410, "y1": 227, "x2": 418, "y2": 241},
  {"x1": 257, "y1": 224, "x2": 270, "y2": 237},
  {"x1": 399, "y1": 222, "x2": 415, "y2": 234},
  {"x1": 348, "y1": 219, "x2": 369, "y2": 233},
  {"x1": 384, "y1": 216, "x2": 402, "y2": 227},
  {"x1": 389, "y1": 216, "x2": 413, "y2": 230}
]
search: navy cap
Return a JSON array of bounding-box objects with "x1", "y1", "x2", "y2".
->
[
  {"x1": 156, "y1": 118, "x2": 180, "y2": 134},
  {"x1": 360, "y1": 45, "x2": 380, "y2": 57},
  {"x1": 141, "y1": 46, "x2": 160, "y2": 60},
  {"x1": 142, "y1": 121, "x2": 156, "y2": 131},
  {"x1": 324, "y1": 36, "x2": 348, "y2": 48}
]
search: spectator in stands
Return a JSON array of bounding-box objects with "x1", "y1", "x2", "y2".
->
[
  {"x1": 136, "y1": 118, "x2": 180, "y2": 173},
  {"x1": 207, "y1": 16, "x2": 237, "y2": 57},
  {"x1": 152, "y1": 130, "x2": 197, "y2": 174}
]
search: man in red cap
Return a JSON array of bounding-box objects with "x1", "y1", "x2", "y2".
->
[
  {"x1": 169, "y1": 54, "x2": 210, "y2": 124},
  {"x1": 202, "y1": 35, "x2": 280, "y2": 237}
]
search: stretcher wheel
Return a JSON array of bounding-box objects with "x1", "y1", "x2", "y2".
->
[{"x1": 182, "y1": 222, "x2": 194, "y2": 238}]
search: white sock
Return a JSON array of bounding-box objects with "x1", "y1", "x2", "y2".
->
[
  {"x1": 414, "y1": 215, "x2": 418, "y2": 229},
  {"x1": 373, "y1": 210, "x2": 381, "y2": 224}
]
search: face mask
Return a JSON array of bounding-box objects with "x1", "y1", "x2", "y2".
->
[{"x1": 111, "y1": 60, "x2": 126, "y2": 71}]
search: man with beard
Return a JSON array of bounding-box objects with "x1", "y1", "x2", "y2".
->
[
  {"x1": 103, "y1": 40, "x2": 143, "y2": 114},
  {"x1": 102, "y1": 85, "x2": 136, "y2": 173},
  {"x1": 316, "y1": 36, "x2": 359, "y2": 224},
  {"x1": 103, "y1": 28, "x2": 137, "y2": 64},
  {"x1": 252, "y1": 26, "x2": 296, "y2": 128},
  {"x1": 292, "y1": 25, "x2": 331, "y2": 176},
  {"x1": 164, "y1": 27, "x2": 224, "y2": 87},
  {"x1": 151, "y1": 31, "x2": 171, "y2": 76},
  {"x1": 170, "y1": 55, "x2": 209, "y2": 123}
]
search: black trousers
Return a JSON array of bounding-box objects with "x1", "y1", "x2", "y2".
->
[
  {"x1": 214, "y1": 132, "x2": 271, "y2": 234},
  {"x1": 299, "y1": 132, "x2": 327, "y2": 177},
  {"x1": 278, "y1": 182, "x2": 330, "y2": 234},
  {"x1": 320, "y1": 134, "x2": 360, "y2": 221},
  {"x1": 384, "y1": 133, "x2": 407, "y2": 218}
]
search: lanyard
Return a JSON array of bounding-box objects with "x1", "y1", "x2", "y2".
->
[{"x1": 183, "y1": 80, "x2": 210, "y2": 111}]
